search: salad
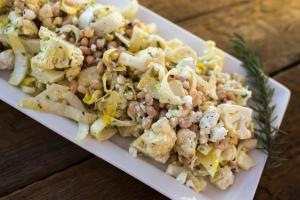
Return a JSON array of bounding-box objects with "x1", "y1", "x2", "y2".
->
[{"x1": 0, "y1": 0, "x2": 258, "y2": 192}]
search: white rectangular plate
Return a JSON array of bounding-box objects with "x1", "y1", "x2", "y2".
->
[{"x1": 0, "y1": 1, "x2": 290, "y2": 199}]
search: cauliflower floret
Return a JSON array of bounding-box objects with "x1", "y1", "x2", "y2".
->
[
  {"x1": 175, "y1": 129, "x2": 197, "y2": 159},
  {"x1": 236, "y1": 139, "x2": 257, "y2": 170},
  {"x1": 198, "y1": 41, "x2": 224, "y2": 72},
  {"x1": 218, "y1": 104, "x2": 253, "y2": 139},
  {"x1": 8, "y1": 11, "x2": 38, "y2": 36},
  {"x1": 237, "y1": 150, "x2": 257, "y2": 170},
  {"x1": 130, "y1": 117, "x2": 177, "y2": 163},
  {"x1": 221, "y1": 144, "x2": 237, "y2": 161},
  {"x1": 31, "y1": 27, "x2": 84, "y2": 81},
  {"x1": 0, "y1": 49, "x2": 14, "y2": 70},
  {"x1": 210, "y1": 166, "x2": 235, "y2": 190}
]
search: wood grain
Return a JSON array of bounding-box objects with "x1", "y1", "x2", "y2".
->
[
  {"x1": 178, "y1": 0, "x2": 300, "y2": 74},
  {"x1": 254, "y1": 65, "x2": 300, "y2": 200},
  {"x1": 0, "y1": 101, "x2": 91, "y2": 197},
  {"x1": 0, "y1": 158, "x2": 167, "y2": 200},
  {"x1": 139, "y1": 0, "x2": 244, "y2": 22}
]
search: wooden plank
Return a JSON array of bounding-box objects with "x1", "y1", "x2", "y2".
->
[
  {"x1": 0, "y1": 158, "x2": 167, "y2": 200},
  {"x1": 0, "y1": 101, "x2": 91, "y2": 197},
  {"x1": 255, "y1": 65, "x2": 300, "y2": 199},
  {"x1": 139, "y1": 0, "x2": 243, "y2": 22},
  {"x1": 178, "y1": 0, "x2": 300, "y2": 74}
]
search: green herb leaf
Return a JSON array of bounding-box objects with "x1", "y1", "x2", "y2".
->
[{"x1": 231, "y1": 33, "x2": 287, "y2": 168}]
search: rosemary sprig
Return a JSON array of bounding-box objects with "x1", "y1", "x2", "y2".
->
[{"x1": 231, "y1": 34, "x2": 287, "y2": 168}]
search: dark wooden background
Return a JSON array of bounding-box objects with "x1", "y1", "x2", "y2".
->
[{"x1": 1, "y1": 0, "x2": 300, "y2": 199}]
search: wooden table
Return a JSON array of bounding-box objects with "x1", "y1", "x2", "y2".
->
[{"x1": 1, "y1": 1, "x2": 300, "y2": 199}]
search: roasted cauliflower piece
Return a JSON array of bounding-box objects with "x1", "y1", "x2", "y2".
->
[
  {"x1": 218, "y1": 104, "x2": 253, "y2": 140},
  {"x1": 31, "y1": 27, "x2": 84, "y2": 81},
  {"x1": 175, "y1": 129, "x2": 197, "y2": 159},
  {"x1": 210, "y1": 166, "x2": 234, "y2": 190},
  {"x1": 130, "y1": 117, "x2": 177, "y2": 163},
  {"x1": 8, "y1": 11, "x2": 38, "y2": 36},
  {"x1": 0, "y1": 49, "x2": 14, "y2": 70}
]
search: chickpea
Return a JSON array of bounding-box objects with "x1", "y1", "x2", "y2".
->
[
  {"x1": 77, "y1": 85, "x2": 86, "y2": 94},
  {"x1": 145, "y1": 94, "x2": 153, "y2": 106},
  {"x1": 96, "y1": 61, "x2": 105, "y2": 75},
  {"x1": 96, "y1": 39, "x2": 106, "y2": 49},
  {"x1": 80, "y1": 46, "x2": 91, "y2": 55},
  {"x1": 69, "y1": 37, "x2": 75, "y2": 43},
  {"x1": 80, "y1": 37, "x2": 89, "y2": 46},
  {"x1": 85, "y1": 55, "x2": 95, "y2": 65},
  {"x1": 70, "y1": 80, "x2": 78, "y2": 93},
  {"x1": 111, "y1": 51, "x2": 120, "y2": 61},
  {"x1": 107, "y1": 41, "x2": 117, "y2": 49},
  {"x1": 179, "y1": 118, "x2": 192, "y2": 128},
  {"x1": 93, "y1": 51, "x2": 103, "y2": 58}
]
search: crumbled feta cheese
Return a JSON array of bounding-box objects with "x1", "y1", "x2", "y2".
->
[
  {"x1": 199, "y1": 107, "x2": 219, "y2": 135},
  {"x1": 183, "y1": 95, "x2": 193, "y2": 105},
  {"x1": 210, "y1": 127, "x2": 228, "y2": 142}
]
